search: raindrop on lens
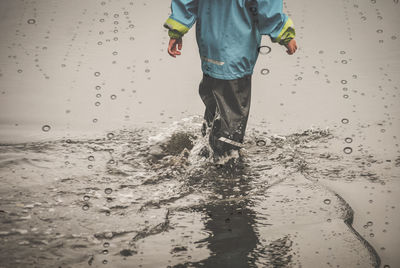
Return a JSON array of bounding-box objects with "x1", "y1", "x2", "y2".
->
[
  {"x1": 110, "y1": 94, "x2": 117, "y2": 100},
  {"x1": 88, "y1": 156, "x2": 95, "y2": 161},
  {"x1": 105, "y1": 188, "x2": 113, "y2": 194},
  {"x1": 93, "y1": 118, "x2": 98, "y2": 123},
  {"x1": 27, "y1": 19, "x2": 36, "y2": 24},
  {"x1": 95, "y1": 101, "x2": 101, "y2": 106},
  {"x1": 323, "y1": 199, "x2": 331, "y2": 205},
  {"x1": 341, "y1": 60, "x2": 348, "y2": 64},
  {"x1": 260, "y1": 68, "x2": 270, "y2": 75},
  {"x1": 341, "y1": 118, "x2": 349, "y2": 124},
  {"x1": 94, "y1": 72, "x2": 101, "y2": 77},
  {"x1": 341, "y1": 80, "x2": 347, "y2": 84},
  {"x1": 102, "y1": 260, "x2": 108, "y2": 264},
  {"x1": 343, "y1": 147, "x2": 353, "y2": 154},
  {"x1": 107, "y1": 133, "x2": 114, "y2": 139},
  {"x1": 42, "y1": 125, "x2": 51, "y2": 132},
  {"x1": 103, "y1": 249, "x2": 109, "y2": 254},
  {"x1": 343, "y1": 94, "x2": 349, "y2": 99},
  {"x1": 82, "y1": 204, "x2": 89, "y2": 211},
  {"x1": 103, "y1": 242, "x2": 110, "y2": 248},
  {"x1": 83, "y1": 195, "x2": 90, "y2": 201},
  {"x1": 345, "y1": 137, "x2": 353, "y2": 143},
  {"x1": 377, "y1": 29, "x2": 383, "y2": 34},
  {"x1": 367, "y1": 221, "x2": 373, "y2": 226},
  {"x1": 258, "y1": 46, "x2": 271, "y2": 55}
]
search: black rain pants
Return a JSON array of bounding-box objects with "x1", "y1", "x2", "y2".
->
[{"x1": 198, "y1": 73, "x2": 252, "y2": 157}]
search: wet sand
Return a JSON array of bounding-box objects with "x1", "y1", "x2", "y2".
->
[{"x1": 0, "y1": 0, "x2": 400, "y2": 267}]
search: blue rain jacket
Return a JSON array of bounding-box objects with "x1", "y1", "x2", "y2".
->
[{"x1": 164, "y1": 0, "x2": 295, "y2": 80}]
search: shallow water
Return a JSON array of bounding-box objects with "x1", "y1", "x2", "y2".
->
[
  {"x1": 0, "y1": 0, "x2": 400, "y2": 267},
  {"x1": 1, "y1": 116, "x2": 398, "y2": 267}
]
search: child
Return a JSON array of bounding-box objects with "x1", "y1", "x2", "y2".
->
[{"x1": 164, "y1": 0, "x2": 297, "y2": 160}]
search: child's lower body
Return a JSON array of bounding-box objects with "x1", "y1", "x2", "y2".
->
[{"x1": 198, "y1": 73, "x2": 252, "y2": 160}]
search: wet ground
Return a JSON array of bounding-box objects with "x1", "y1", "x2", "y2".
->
[
  {"x1": 1, "y1": 0, "x2": 400, "y2": 267},
  {"x1": 0, "y1": 117, "x2": 398, "y2": 267}
]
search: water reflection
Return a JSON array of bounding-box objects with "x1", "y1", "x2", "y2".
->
[{"x1": 175, "y1": 162, "x2": 260, "y2": 267}]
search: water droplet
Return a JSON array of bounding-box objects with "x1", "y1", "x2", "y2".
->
[
  {"x1": 345, "y1": 137, "x2": 353, "y2": 143},
  {"x1": 42, "y1": 125, "x2": 51, "y2": 132},
  {"x1": 110, "y1": 94, "x2": 117, "y2": 100},
  {"x1": 341, "y1": 60, "x2": 348, "y2": 64},
  {"x1": 256, "y1": 140, "x2": 266, "y2": 146},
  {"x1": 340, "y1": 51, "x2": 346, "y2": 55},
  {"x1": 107, "y1": 133, "x2": 114, "y2": 139},
  {"x1": 102, "y1": 259, "x2": 108, "y2": 264},
  {"x1": 88, "y1": 156, "x2": 95, "y2": 161},
  {"x1": 341, "y1": 80, "x2": 347, "y2": 84},
  {"x1": 94, "y1": 72, "x2": 101, "y2": 77},
  {"x1": 343, "y1": 94, "x2": 349, "y2": 99},
  {"x1": 103, "y1": 249, "x2": 109, "y2": 254},
  {"x1": 95, "y1": 101, "x2": 101, "y2": 106},
  {"x1": 17, "y1": 69, "x2": 23, "y2": 73},
  {"x1": 103, "y1": 242, "x2": 110, "y2": 248},
  {"x1": 82, "y1": 204, "x2": 89, "y2": 211},
  {"x1": 83, "y1": 195, "x2": 90, "y2": 201},
  {"x1": 341, "y1": 118, "x2": 349, "y2": 124},
  {"x1": 260, "y1": 68, "x2": 270, "y2": 75},
  {"x1": 96, "y1": 86, "x2": 101, "y2": 90},
  {"x1": 323, "y1": 199, "x2": 331, "y2": 205},
  {"x1": 377, "y1": 29, "x2": 383, "y2": 34},
  {"x1": 105, "y1": 188, "x2": 113, "y2": 194},
  {"x1": 367, "y1": 221, "x2": 373, "y2": 226},
  {"x1": 145, "y1": 69, "x2": 150, "y2": 73},
  {"x1": 96, "y1": 93, "x2": 102, "y2": 98},
  {"x1": 27, "y1": 19, "x2": 36, "y2": 24},
  {"x1": 112, "y1": 51, "x2": 118, "y2": 56},
  {"x1": 258, "y1": 46, "x2": 271, "y2": 55},
  {"x1": 105, "y1": 211, "x2": 111, "y2": 216},
  {"x1": 343, "y1": 147, "x2": 353, "y2": 154},
  {"x1": 93, "y1": 118, "x2": 98, "y2": 123}
]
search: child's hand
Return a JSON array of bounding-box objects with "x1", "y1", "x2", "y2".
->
[
  {"x1": 168, "y1": 38, "x2": 183, "y2": 58},
  {"x1": 285, "y1": 39, "x2": 297, "y2": 55}
]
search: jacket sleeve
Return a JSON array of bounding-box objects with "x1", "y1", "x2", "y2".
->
[
  {"x1": 257, "y1": 0, "x2": 295, "y2": 46},
  {"x1": 163, "y1": 0, "x2": 198, "y2": 39}
]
